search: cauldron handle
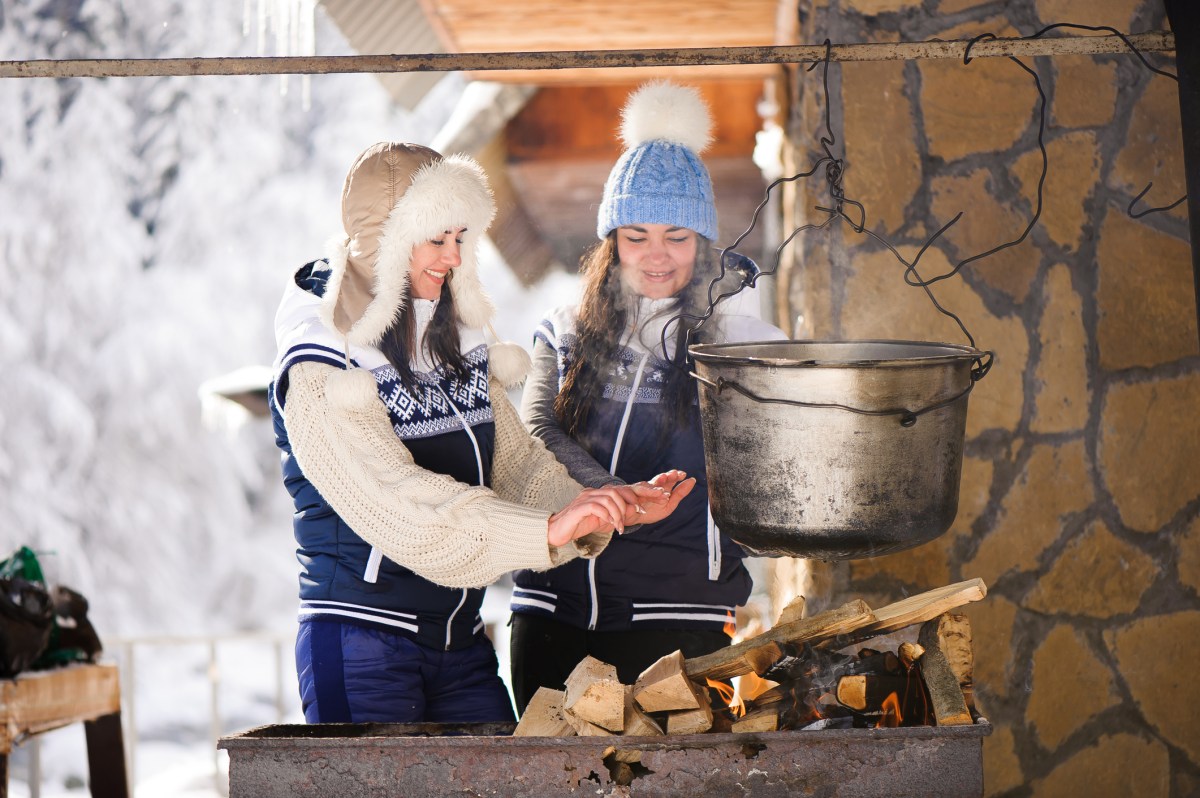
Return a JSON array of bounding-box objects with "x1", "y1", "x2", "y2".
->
[{"x1": 691, "y1": 371, "x2": 976, "y2": 428}]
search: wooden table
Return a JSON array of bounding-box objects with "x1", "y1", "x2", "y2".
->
[{"x1": 0, "y1": 663, "x2": 128, "y2": 798}]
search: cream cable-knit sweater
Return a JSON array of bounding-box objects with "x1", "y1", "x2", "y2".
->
[{"x1": 283, "y1": 360, "x2": 611, "y2": 589}]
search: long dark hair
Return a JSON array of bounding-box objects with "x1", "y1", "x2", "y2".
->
[
  {"x1": 377, "y1": 276, "x2": 468, "y2": 390},
  {"x1": 554, "y1": 232, "x2": 722, "y2": 441}
]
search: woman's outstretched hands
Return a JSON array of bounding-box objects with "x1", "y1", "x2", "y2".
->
[
  {"x1": 546, "y1": 469, "x2": 697, "y2": 547},
  {"x1": 630, "y1": 469, "x2": 696, "y2": 526}
]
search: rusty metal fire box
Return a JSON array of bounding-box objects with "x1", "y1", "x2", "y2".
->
[{"x1": 219, "y1": 719, "x2": 991, "y2": 797}]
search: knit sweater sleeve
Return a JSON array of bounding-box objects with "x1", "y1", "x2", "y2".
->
[
  {"x1": 282, "y1": 360, "x2": 579, "y2": 588},
  {"x1": 490, "y1": 375, "x2": 612, "y2": 565},
  {"x1": 518, "y1": 337, "x2": 625, "y2": 489}
]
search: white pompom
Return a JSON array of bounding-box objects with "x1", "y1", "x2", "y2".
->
[
  {"x1": 619, "y1": 80, "x2": 713, "y2": 154},
  {"x1": 325, "y1": 368, "x2": 379, "y2": 411},
  {"x1": 488, "y1": 341, "x2": 533, "y2": 388}
]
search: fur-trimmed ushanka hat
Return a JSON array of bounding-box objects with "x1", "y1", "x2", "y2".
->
[
  {"x1": 319, "y1": 142, "x2": 530, "y2": 386},
  {"x1": 321, "y1": 142, "x2": 497, "y2": 345},
  {"x1": 597, "y1": 81, "x2": 717, "y2": 241}
]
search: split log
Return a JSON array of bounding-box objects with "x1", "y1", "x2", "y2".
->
[
  {"x1": 684, "y1": 600, "x2": 874, "y2": 681},
  {"x1": 622, "y1": 686, "x2": 664, "y2": 737},
  {"x1": 513, "y1": 687, "x2": 576, "y2": 737},
  {"x1": 922, "y1": 613, "x2": 975, "y2": 711},
  {"x1": 834, "y1": 674, "x2": 911, "y2": 712},
  {"x1": 731, "y1": 706, "x2": 780, "y2": 733},
  {"x1": 917, "y1": 615, "x2": 974, "y2": 725},
  {"x1": 634, "y1": 650, "x2": 703, "y2": 712},
  {"x1": 776, "y1": 594, "x2": 806, "y2": 626},
  {"x1": 665, "y1": 699, "x2": 713, "y2": 735},
  {"x1": 898, "y1": 642, "x2": 925, "y2": 668},
  {"x1": 564, "y1": 709, "x2": 614, "y2": 736},
  {"x1": 564, "y1": 656, "x2": 625, "y2": 732},
  {"x1": 852, "y1": 579, "x2": 987, "y2": 637}
]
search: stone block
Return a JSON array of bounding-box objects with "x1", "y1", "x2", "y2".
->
[
  {"x1": 967, "y1": 440, "x2": 1093, "y2": 588},
  {"x1": 937, "y1": 0, "x2": 988, "y2": 13},
  {"x1": 1177, "y1": 516, "x2": 1200, "y2": 597},
  {"x1": 839, "y1": 246, "x2": 1028, "y2": 439},
  {"x1": 982, "y1": 723, "x2": 1023, "y2": 797},
  {"x1": 1100, "y1": 373, "x2": 1200, "y2": 532},
  {"x1": 1034, "y1": 0, "x2": 1140, "y2": 30},
  {"x1": 843, "y1": 0, "x2": 921, "y2": 13},
  {"x1": 919, "y1": 53, "x2": 1037, "y2": 162},
  {"x1": 1012, "y1": 132, "x2": 1099, "y2": 252},
  {"x1": 1026, "y1": 520, "x2": 1157, "y2": 618},
  {"x1": 1029, "y1": 733, "x2": 1170, "y2": 798},
  {"x1": 1106, "y1": 611, "x2": 1200, "y2": 765},
  {"x1": 952, "y1": 454, "x2": 995, "y2": 536},
  {"x1": 1096, "y1": 210, "x2": 1198, "y2": 370},
  {"x1": 849, "y1": 531, "x2": 952, "y2": 588},
  {"x1": 1030, "y1": 263, "x2": 1089, "y2": 434},
  {"x1": 930, "y1": 169, "x2": 1040, "y2": 303},
  {"x1": 1111, "y1": 78, "x2": 1187, "y2": 223},
  {"x1": 1027, "y1": 624, "x2": 1119, "y2": 751},
  {"x1": 1052, "y1": 56, "x2": 1117, "y2": 129},
  {"x1": 966, "y1": 593, "x2": 1018, "y2": 701},
  {"x1": 841, "y1": 60, "x2": 920, "y2": 236}
]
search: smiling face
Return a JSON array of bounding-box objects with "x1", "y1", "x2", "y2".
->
[
  {"x1": 408, "y1": 227, "x2": 466, "y2": 300},
  {"x1": 615, "y1": 223, "x2": 698, "y2": 300}
]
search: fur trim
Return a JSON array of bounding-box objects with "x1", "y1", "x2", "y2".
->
[
  {"x1": 620, "y1": 81, "x2": 713, "y2": 154},
  {"x1": 325, "y1": 368, "x2": 380, "y2": 411},
  {"x1": 373, "y1": 154, "x2": 497, "y2": 340},
  {"x1": 488, "y1": 341, "x2": 533, "y2": 388}
]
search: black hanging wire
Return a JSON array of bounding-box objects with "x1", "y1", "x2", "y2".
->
[
  {"x1": 665, "y1": 21, "x2": 1183, "y2": 398},
  {"x1": 662, "y1": 38, "x2": 995, "y2": 391}
]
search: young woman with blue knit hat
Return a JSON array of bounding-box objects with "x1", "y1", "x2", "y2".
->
[
  {"x1": 269, "y1": 141, "x2": 693, "y2": 724},
  {"x1": 509, "y1": 83, "x2": 787, "y2": 712}
]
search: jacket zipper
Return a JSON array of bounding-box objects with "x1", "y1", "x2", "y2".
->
[
  {"x1": 437, "y1": 385, "x2": 484, "y2": 648},
  {"x1": 589, "y1": 352, "x2": 650, "y2": 631}
]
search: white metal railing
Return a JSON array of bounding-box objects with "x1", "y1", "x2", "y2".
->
[{"x1": 14, "y1": 631, "x2": 296, "y2": 798}]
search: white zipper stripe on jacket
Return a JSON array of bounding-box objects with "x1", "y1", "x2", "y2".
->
[
  {"x1": 363, "y1": 547, "x2": 383, "y2": 583},
  {"x1": 588, "y1": 351, "x2": 651, "y2": 631},
  {"x1": 707, "y1": 507, "x2": 721, "y2": 581},
  {"x1": 436, "y1": 384, "x2": 483, "y2": 648},
  {"x1": 446, "y1": 589, "x2": 469, "y2": 650}
]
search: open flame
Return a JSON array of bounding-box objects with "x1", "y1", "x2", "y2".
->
[
  {"x1": 723, "y1": 616, "x2": 737, "y2": 639},
  {"x1": 879, "y1": 692, "x2": 902, "y2": 728},
  {"x1": 706, "y1": 678, "x2": 746, "y2": 718}
]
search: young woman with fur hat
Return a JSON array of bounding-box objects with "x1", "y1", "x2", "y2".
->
[
  {"x1": 269, "y1": 142, "x2": 694, "y2": 724},
  {"x1": 509, "y1": 83, "x2": 787, "y2": 713}
]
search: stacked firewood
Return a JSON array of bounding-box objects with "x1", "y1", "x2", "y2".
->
[{"x1": 514, "y1": 578, "x2": 985, "y2": 737}]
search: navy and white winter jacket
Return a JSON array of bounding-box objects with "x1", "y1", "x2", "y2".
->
[
  {"x1": 271, "y1": 261, "x2": 497, "y2": 651},
  {"x1": 511, "y1": 301, "x2": 786, "y2": 633}
]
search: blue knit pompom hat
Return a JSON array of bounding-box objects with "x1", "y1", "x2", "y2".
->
[{"x1": 597, "y1": 81, "x2": 717, "y2": 241}]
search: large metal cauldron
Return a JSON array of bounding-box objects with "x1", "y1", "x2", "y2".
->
[{"x1": 690, "y1": 340, "x2": 983, "y2": 560}]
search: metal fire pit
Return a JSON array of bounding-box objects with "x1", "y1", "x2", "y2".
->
[{"x1": 219, "y1": 719, "x2": 990, "y2": 797}]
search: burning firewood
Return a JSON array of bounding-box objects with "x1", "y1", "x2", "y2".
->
[
  {"x1": 684, "y1": 599, "x2": 874, "y2": 681},
  {"x1": 564, "y1": 656, "x2": 625, "y2": 733},
  {"x1": 730, "y1": 706, "x2": 780, "y2": 733},
  {"x1": 513, "y1": 687, "x2": 576, "y2": 737}
]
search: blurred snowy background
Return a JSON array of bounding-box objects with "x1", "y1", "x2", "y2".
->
[{"x1": 0, "y1": 0, "x2": 579, "y2": 794}]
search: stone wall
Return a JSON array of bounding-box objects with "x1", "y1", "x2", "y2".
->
[{"x1": 770, "y1": 1, "x2": 1197, "y2": 794}]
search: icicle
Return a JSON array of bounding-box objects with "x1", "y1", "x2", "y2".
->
[{"x1": 245, "y1": 0, "x2": 317, "y2": 107}]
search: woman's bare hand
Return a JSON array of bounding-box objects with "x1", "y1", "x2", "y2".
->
[
  {"x1": 547, "y1": 485, "x2": 632, "y2": 547},
  {"x1": 626, "y1": 470, "x2": 696, "y2": 527}
]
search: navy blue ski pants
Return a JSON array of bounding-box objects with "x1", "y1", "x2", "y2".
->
[{"x1": 296, "y1": 619, "x2": 516, "y2": 724}]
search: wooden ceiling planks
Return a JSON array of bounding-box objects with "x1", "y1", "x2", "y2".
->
[{"x1": 415, "y1": 0, "x2": 784, "y2": 83}]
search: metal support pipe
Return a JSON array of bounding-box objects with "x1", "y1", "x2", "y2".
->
[
  {"x1": 0, "y1": 32, "x2": 1175, "y2": 80},
  {"x1": 1164, "y1": 1, "x2": 1200, "y2": 347}
]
